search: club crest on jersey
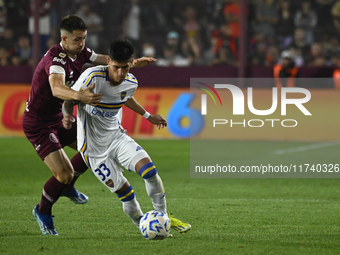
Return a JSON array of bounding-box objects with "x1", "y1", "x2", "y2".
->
[
  {"x1": 49, "y1": 133, "x2": 59, "y2": 144},
  {"x1": 59, "y1": 53, "x2": 66, "y2": 58},
  {"x1": 105, "y1": 179, "x2": 114, "y2": 188},
  {"x1": 121, "y1": 92, "x2": 127, "y2": 100}
]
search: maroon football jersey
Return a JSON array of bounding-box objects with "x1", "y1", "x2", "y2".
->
[{"x1": 23, "y1": 43, "x2": 96, "y2": 124}]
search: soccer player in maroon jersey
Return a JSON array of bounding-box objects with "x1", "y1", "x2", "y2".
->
[{"x1": 23, "y1": 14, "x2": 155, "y2": 235}]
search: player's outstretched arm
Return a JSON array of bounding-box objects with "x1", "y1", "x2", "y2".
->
[
  {"x1": 131, "y1": 57, "x2": 157, "y2": 68},
  {"x1": 92, "y1": 54, "x2": 108, "y2": 65},
  {"x1": 125, "y1": 97, "x2": 167, "y2": 129}
]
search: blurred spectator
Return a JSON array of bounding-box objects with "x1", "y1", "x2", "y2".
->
[
  {"x1": 294, "y1": 1, "x2": 318, "y2": 44},
  {"x1": 0, "y1": 5, "x2": 8, "y2": 35},
  {"x1": 9, "y1": 52, "x2": 21, "y2": 66},
  {"x1": 183, "y1": 6, "x2": 202, "y2": 43},
  {"x1": 206, "y1": 0, "x2": 225, "y2": 31},
  {"x1": 208, "y1": 21, "x2": 238, "y2": 66},
  {"x1": 223, "y1": 0, "x2": 241, "y2": 39},
  {"x1": 181, "y1": 38, "x2": 201, "y2": 65},
  {"x1": 265, "y1": 45, "x2": 280, "y2": 66},
  {"x1": 324, "y1": 36, "x2": 340, "y2": 65},
  {"x1": 0, "y1": 46, "x2": 9, "y2": 66},
  {"x1": 249, "y1": 40, "x2": 278, "y2": 67},
  {"x1": 0, "y1": 27, "x2": 16, "y2": 54},
  {"x1": 182, "y1": 6, "x2": 203, "y2": 65},
  {"x1": 331, "y1": 0, "x2": 340, "y2": 34},
  {"x1": 255, "y1": 0, "x2": 279, "y2": 43},
  {"x1": 287, "y1": 28, "x2": 311, "y2": 66},
  {"x1": 306, "y1": 42, "x2": 326, "y2": 67},
  {"x1": 46, "y1": 36, "x2": 58, "y2": 50},
  {"x1": 16, "y1": 35, "x2": 33, "y2": 65},
  {"x1": 156, "y1": 45, "x2": 190, "y2": 67},
  {"x1": 333, "y1": 53, "x2": 340, "y2": 88},
  {"x1": 166, "y1": 31, "x2": 182, "y2": 55},
  {"x1": 248, "y1": 32, "x2": 264, "y2": 55},
  {"x1": 5, "y1": 0, "x2": 28, "y2": 35},
  {"x1": 3, "y1": 0, "x2": 340, "y2": 68},
  {"x1": 273, "y1": 50, "x2": 299, "y2": 88},
  {"x1": 140, "y1": 1, "x2": 168, "y2": 35},
  {"x1": 77, "y1": 3, "x2": 103, "y2": 52},
  {"x1": 211, "y1": 23, "x2": 238, "y2": 63},
  {"x1": 121, "y1": 0, "x2": 141, "y2": 56},
  {"x1": 315, "y1": 0, "x2": 334, "y2": 28},
  {"x1": 289, "y1": 48, "x2": 305, "y2": 67},
  {"x1": 209, "y1": 44, "x2": 236, "y2": 66},
  {"x1": 203, "y1": 35, "x2": 218, "y2": 65},
  {"x1": 141, "y1": 42, "x2": 156, "y2": 58},
  {"x1": 249, "y1": 41, "x2": 267, "y2": 66},
  {"x1": 276, "y1": 0, "x2": 294, "y2": 50},
  {"x1": 28, "y1": 0, "x2": 57, "y2": 56}
]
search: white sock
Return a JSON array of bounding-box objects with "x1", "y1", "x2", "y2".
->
[
  {"x1": 144, "y1": 174, "x2": 167, "y2": 214},
  {"x1": 122, "y1": 198, "x2": 143, "y2": 228}
]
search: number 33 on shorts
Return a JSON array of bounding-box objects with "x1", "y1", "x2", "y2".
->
[
  {"x1": 94, "y1": 163, "x2": 115, "y2": 188},
  {"x1": 90, "y1": 159, "x2": 128, "y2": 192}
]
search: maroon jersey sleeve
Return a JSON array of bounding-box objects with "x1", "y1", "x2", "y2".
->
[
  {"x1": 45, "y1": 45, "x2": 68, "y2": 76},
  {"x1": 24, "y1": 44, "x2": 96, "y2": 124}
]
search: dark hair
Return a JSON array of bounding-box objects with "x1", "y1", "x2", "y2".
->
[
  {"x1": 108, "y1": 39, "x2": 134, "y2": 62},
  {"x1": 60, "y1": 14, "x2": 87, "y2": 33}
]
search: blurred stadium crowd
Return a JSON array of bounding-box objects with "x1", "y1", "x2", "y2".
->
[{"x1": 1, "y1": 0, "x2": 340, "y2": 69}]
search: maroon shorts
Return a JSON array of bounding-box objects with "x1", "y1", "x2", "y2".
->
[{"x1": 23, "y1": 115, "x2": 77, "y2": 161}]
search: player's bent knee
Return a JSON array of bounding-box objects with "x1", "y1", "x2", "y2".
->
[
  {"x1": 55, "y1": 170, "x2": 74, "y2": 184},
  {"x1": 138, "y1": 162, "x2": 157, "y2": 179},
  {"x1": 117, "y1": 185, "x2": 135, "y2": 202}
]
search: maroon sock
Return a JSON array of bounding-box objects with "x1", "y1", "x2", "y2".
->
[
  {"x1": 38, "y1": 176, "x2": 67, "y2": 215},
  {"x1": 64, "y1": 152, "x2": 88, "y2": 192}
]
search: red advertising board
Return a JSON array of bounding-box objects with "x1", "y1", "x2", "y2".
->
[
  {"x1": 0, "y1": 85, "x2": 338, "y2": 141},
  {"x1": 0, "y1": 85, "x2": 190, "y2": 138}
]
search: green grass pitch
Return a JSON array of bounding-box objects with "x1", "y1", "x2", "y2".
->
[{"x1": 0, "y1": 137, "x2": 339, "y2": 255}]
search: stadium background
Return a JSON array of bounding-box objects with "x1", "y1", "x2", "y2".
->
[
  {"x1": 1, "y1": 1, "x2": 339, "y2": 254},
  {"x1": 0, "y1": 0, "x2": 340, "y2": 139}
]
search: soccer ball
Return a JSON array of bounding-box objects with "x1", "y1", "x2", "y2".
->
[{"x1": 139, "y1": 210, "x2": 171, "y2": 240}]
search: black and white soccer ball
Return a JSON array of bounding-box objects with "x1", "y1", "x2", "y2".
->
[{"x1": 139, "y1": 210, "x2": 171, "y2": 240}]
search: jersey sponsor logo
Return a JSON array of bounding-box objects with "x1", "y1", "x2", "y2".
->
[
  {"x1": 59, "y1": 53, "x2": 66, "y2": 58},
  {"x1": 121, "y1": 91, "x2": 127, "y2": 100},
  {"x1": 69, "y1": 71, "x2": 74, "y2": 78},
  {"x1": 49, "y1": 133, "x2": 59, "y2": 143},
  {"x1": 91, "y1": 107, "x2": 117, "y2": 118},
  {"x1": 53, "y1": 57, "x2": 66, "y2": 65}
]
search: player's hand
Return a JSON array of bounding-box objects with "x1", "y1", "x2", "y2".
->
[
  {"x1": 62, "y1": 114, "x2": 75, "y2": 130},
  {"x1": 79, "y1": 83, "x2": 102, "y2": 106},
  {"x1": 146, "y1": 114, "x2": 167, "y2": 130},
  {"x1": 132, "y1": 57, "x2": 157, "y2": 68}
]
